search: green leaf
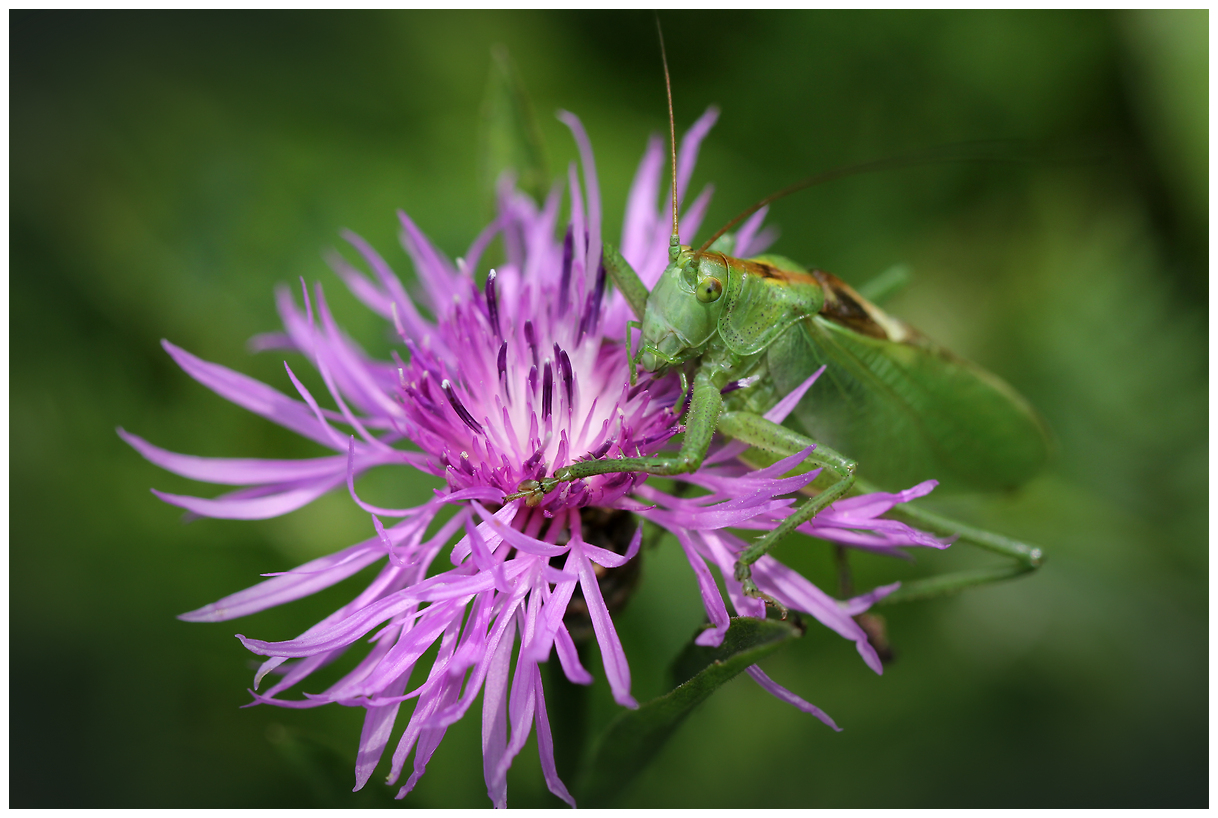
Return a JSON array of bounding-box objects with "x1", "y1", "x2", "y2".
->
[
  {"x1": 546, "y1": 645, "x2": 591, "y2": 787},
  {"x1": 855, "y1": 263, "x2": 912, "y2": 306},
  {"x1": 478, "y1": 45, "x2": 548, "y2": 210},
  {"x1": 266, "y1": 724, "x2": 400, "y2": 807},
  {"x1": 577, "y1": 617, "x2": 801, "y2": 806}
]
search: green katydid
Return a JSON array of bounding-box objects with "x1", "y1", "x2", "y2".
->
[{"x1": 509, "y1": 31, "x2": 1047, "y2": 610}]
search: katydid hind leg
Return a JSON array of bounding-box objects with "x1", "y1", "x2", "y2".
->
[
  {"x1": 852, "y1": 476, "x2": 1045, "y2": 605},
  {"x1": 716, "y1": 410, "x2": 857, "y2": 608},
  {"x1": 718, "y1": 428, "x2": 1046, "y2": 605}
]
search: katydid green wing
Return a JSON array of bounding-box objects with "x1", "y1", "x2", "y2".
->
[{"x1": 767, "y1": 311, "x2": 1051, "y2": 492}]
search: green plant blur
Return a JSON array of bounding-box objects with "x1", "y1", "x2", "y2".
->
[{"x1": 10, "y1": 10, "x2": 1206, "y2": 808}]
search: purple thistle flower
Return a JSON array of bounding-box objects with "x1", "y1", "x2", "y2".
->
[{"x1": 122, "y1": 108, "x2": 948, "y2": 807}]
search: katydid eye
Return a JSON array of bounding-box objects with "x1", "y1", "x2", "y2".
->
[{"x1": 696, "y1": 276, "x2": 723, "y2": 303}]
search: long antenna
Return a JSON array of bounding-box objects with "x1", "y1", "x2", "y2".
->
[
  {"x1": 697, "y1": 139, "x2": 1038, "y2": 253},
  {"x1": 656, "y1": 15, "x2": 680, "y2": 260}
]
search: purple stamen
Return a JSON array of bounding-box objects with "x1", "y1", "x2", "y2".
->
[
  {"x1": 578, "y1": 250, "x2": 607, "y2": 338},
  {"x1": 558, "y1": 225, "x2": 573, "y2": 315},
  {"x1": 442, "y1": 379, "x2": 483, "y2": 435},
  {"x1": 497, "y1": 342, "x2": 510, "y2": 403},
  {"x1": 524, "y1": 321, "x2": 538, "y2": 369},
  {"x1": 522, "y1": 448, "x2": 544, "y2": 475},
  {"x1": 601, "y1": 472, "x2": 631, "y2": 490},
  {"x1": 589, "y1": 439, "x2": 614, "y2": 459},
  {"x1": 542, "y1": 362, "x2": 554, "y2": 421},
  {"x1": 484, "y1": 269, "x2": 501, "y2": 338},
  {"x1": 557, "y1": 347, "x2": 574, "y2": 406}
]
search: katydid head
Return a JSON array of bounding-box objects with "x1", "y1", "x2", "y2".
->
[
  {"x1": 637, "y1": 249, "x2": 729, "y2": 373},
  {"x1": 640, "y1": 22, "x2": 729, "y2": 374}
]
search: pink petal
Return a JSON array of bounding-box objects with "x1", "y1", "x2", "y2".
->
[
  {"x1": 677, "y1": 184, "x2": 713, "y2": 247},
  {"x1": 344, "y1": 438, "x2": 417, "y2": 517},
  {"x1": 311, "y1": 285, "x2": 405, "y2": 421},
  {"x1": 532, "y1": 662, "x2": 576, "y2": 807},
  {"x1": 732, "y1": 205, "x2": 770, "y2": 258},
  {"x1": 353, "y1": 672, "x2": 410, "y2": 790},
  {"x1": 674, "y1": 531, "x2": 731, "y2": 648},
  {"x1": 565, "y1": 161, "x2": 587, "y2": 296},
  {"x1": 152, "y1": 478, "x2": 340, "y2": 521},
  {"x1": 325, "y1": 248, "x2": 394, "y2": 318},
  {"x1": 398, "y1": 210, "x2": 458, "y2": 313},
  {"x1": 751, "y1": 555, "x2": 884, "y2": 675},
  {"x1": 521, "y1": 567, "x2": 577, "y2": 666},
  {"x1": 338, "y1": 232, "x2": 439, "y2": 354},
  {"x1": 825, "y1": 479, "x2": 939, "y2": 519},
  {"x1": 345, "y1": 603, "x2": 461, "y2": 700},
  {"x1": 553, "y1": 623, "x2": 593, "y2": 686},
  {"x1": 179, "y1": 541, "x2": 388, "y2": 622},
  {"x1": 676, "y1": 107, "x2": 719, "y2": 208},
  {"x1": 577, "y1": 522, "x2": 640, "y2": 568},
  {"x1": 235, "y1": 563, "x2": 524, "y2": 657},
  {"x1": 120, "y1": 428, "x2": 352, "y2": 485},
  {"x1": 746, "y1": 665, "x2": 841, "y2": 732},
  {"x1": 558, "y1": 111, "x2": 601, "y2": 288},
  {"x1": 839, "y1": 582, "x2": 902, "y2": 616},
  {"x1": 493, "y1": 638, "x2": 538, "y2": 788},
  {"x1": 764, "y1": 366, "x2": 825, "y2": 424},
  {"x1": 161, "y1": 340, "x2": 339, "y2": 449},
  {"x1": 392, "y1": 671, "x2": 461, "y2": 796},
  {"x1": 465, "y1": 516, "x2": 509, "y2": 594},
  {"x1": 481, "y1": 614, "x2": 514, "y2": 809},
  {"x1": 427, "y1": 579, "x2": 530, "y2": 730},
  {"x1": 477, "y1": 507, "x2": 569, "y2": 558},
  {"x1": 621, "y1": 134, "x2": 664, "y2": 266},
  {"x1": 570, "y1": 544, "x2": 636, "y2": 708}
]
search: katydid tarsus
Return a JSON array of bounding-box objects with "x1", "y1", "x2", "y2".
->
[{"x1": 508, "y1": 30, "x2": 1048, "y2": 613}]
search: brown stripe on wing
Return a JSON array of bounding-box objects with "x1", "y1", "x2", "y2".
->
[{"x1": 811, "y1": 269, "x2": 919, "y2": 343}]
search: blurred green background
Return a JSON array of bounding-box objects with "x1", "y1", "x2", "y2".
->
[{"x1": 11, "y1": 10, "x2": 1207, "y2": 808}]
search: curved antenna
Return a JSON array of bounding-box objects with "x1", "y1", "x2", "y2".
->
[
  {"x1": 697, "y1": 140, "x2": 1036, "y2": 254},
  {"x1": 656, "y1": 15, "x2": 680, "y2": 261}
]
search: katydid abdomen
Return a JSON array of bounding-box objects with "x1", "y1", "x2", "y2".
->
[{"x1": 709, "y1": 252, "x2": 1050, "y2": 492}]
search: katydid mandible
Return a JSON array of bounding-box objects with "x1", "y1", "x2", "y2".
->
[{"x1": 509, "y1": 29, "x2": 1048, "y2": 610}]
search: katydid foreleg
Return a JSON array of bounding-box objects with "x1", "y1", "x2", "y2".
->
[
  {"x1": 625, "y1": 320, "x2": 642, "y2": 386},
  {"x1": 604, "y1": 243, "x2": 650, "y2": 319},
  {"x1": 508, "y1": 366, "x2": 723, "y2": 504}
]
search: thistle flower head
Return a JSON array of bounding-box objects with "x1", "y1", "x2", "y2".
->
[{"x1": 122, "y1": 108, "x2": 948, "y2": 807}]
